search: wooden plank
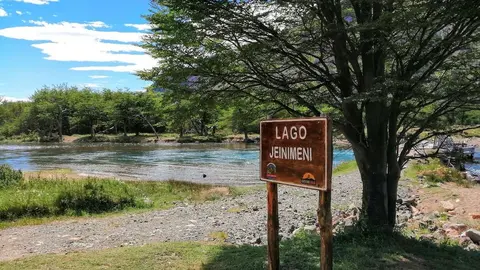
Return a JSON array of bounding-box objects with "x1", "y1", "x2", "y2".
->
[{"x1": 267, "y1": 182, "x2": 279, "y2": 270}]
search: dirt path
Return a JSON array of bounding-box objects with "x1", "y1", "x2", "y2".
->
[{"x1": 0, "y1": 171, "x2": 410, "y2": 262}]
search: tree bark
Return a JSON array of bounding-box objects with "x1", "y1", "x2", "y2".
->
[
  {"x1": 90, "y1": 122, "x2": 95, "y2": 139},
  {"x1": 58, "y1": 111, "x2": 63, "y2": 143}
]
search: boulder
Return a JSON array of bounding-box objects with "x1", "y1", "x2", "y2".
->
[
  {"x1": 465, "y1": 229, "x2": 480, "y2": 244},
  {"x1": 442, "y1": 223, "x2": 468, "y2": 237},
  {"x1": 440, "y1": 201, "x2": 455, "y2": 212}
]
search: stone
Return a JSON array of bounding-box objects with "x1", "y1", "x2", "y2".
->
[
  {"x1": 459, "y1": 236, "x2": 474, "y2": 247},
  {"x1": 440, "y1": 201, "x2": 455, "y2": 212},
  {"x1": 398, "y1": 213, "x2": 410, "y2": 223},
  {"x1": 419, "y1": 234, "x2": 435, "y2": 241},
  {"x1": 466, "y1": 243, "x2": 479, "y2": 251},
  {"x1": 304, "y1": 225, "x2": 317, "y2": 232},
  {"x1": 411, "y1": 206, "x2": 421, "y2": 216},
  {"x1": 291, "y1": 228, "x2": 303, "y2": 236},
  {"x1": 252, "y1": 206, "x2": 259, "y2": 211},
  {"x1": 442, "y1": 223, "x2": 468, "y2": 237},
  {"x1": 403, "y1": 197, "x2": 417, "y2": 206},
  {"x1": 465, "y1": 229, "x2": 480, "y2": 244},
  {"x1": 469, "y1": 213, "x2": 480, "y2": 220}
]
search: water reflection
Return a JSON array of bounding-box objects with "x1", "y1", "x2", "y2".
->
[{"x1": 0, "y1": 143, "x2": 354, "y2": 185}]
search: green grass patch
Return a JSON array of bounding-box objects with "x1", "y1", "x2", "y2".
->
[
  {"x1": 1, "y1": 231, "x2": 479, "y2": 270},
  {"x1": 333, "y1": 160, "x2": 358, "y2": 176},
  {"x1": 461, "y1": 127, "x2": 480, "y2": 137},
  {"x1": 0, "y1": 166, "x2": 238, "y2": 228}
]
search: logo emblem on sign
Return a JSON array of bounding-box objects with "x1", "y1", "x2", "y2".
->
[
  {"x1": 301, "y1": 172, "x2": 316, "y2": 185},
  {"x1": 266, "y1": 163, "x2": 277, "y2": 180}
]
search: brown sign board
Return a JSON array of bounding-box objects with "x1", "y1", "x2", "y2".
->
[{"x1": 260, "y1": 117, "x2": 332, "y2": 191}]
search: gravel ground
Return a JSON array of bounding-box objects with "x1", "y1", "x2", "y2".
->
[{"x1": 0, "y1": 171, "x2": 410, "y2": 261}]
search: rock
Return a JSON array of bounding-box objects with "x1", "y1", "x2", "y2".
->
[
  {"x1": 344, "y1": 216, "x2": 356, "y2": 227},
  {"x1": 304, "y1": 225, "x2": 317, "y2": 232},
  {"x1": 459, "y1": 236, "x2": 474, "y2": 247},
  {"x1": 442, "y1": 223, "x2": 468, "y2": 237},
  {"x1": 440, "y1": 201, "x2": 455, "y2": 212},
  {"x1": 466, "y1": 243, "x2": 479, "y2": 251},
  {"x1": 252, "y1": 206, "x2": 259, "y2": 211},
  {"x1": 428, "y1": 225, "x2": 438, "y2": 232},
  {"x1": 447, "y1": 210, "x2": 456, "y2": 215},
  {"x1": 419, "y1": 234, "x2": 435, "y2": 241},
  {"x1": 254, "y1": 237, "x2": 262, "y2": 244},
  {"x1": 291, "y1": 228, "x2": 303, "y2": 236},
  {"x1": 288, "y1": 225, "x2": 296, "y2": 234},
  {"x1": 469, "y1": 213, "x2": 480, "y2": 220},
  {"x1": 398, "y1": 213, "x2": 410, "y2": 223},
  {"x1": 411, "y1": 206, "x2": 421, "y2": 216},
  {"x1": 465, "y1": 229, "x2": 480, "y2": 244}
]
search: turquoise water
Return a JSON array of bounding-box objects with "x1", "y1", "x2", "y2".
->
[
  {"x1": 0, "y1": 144, "x2": 355, "y2": 185},
  {"x1": 465, "y1": 151, "x2": 480, "y2": 176}
]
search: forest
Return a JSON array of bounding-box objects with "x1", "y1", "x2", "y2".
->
[{"x1": 0, "y1": 84, "x2": 281, "y2": 142}]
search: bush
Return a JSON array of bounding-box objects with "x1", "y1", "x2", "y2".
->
[
  {"x1": 55, "y1": 180, "x2": 140, "y2": 215},
  {"x1": 0, "y1": 165, "x2": 23, "y2": 188},
  {"x1": 412, "y1": 159, "x2": 471, "y2": 187}
]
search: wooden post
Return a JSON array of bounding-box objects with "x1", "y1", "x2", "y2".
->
[
  {"x1": 318, "y1": 190, "x2": 333, "y2": 270},
  {"x1": 267, "y1": 182, "x2": 279, "y2": 270}
]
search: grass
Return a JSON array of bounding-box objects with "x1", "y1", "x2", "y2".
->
[
  {"x1": 333, "y1": 160, "x2": 358, "y2": 175},
  {"x1": 1, "y1": 230, "x2": 479, "y2": 270},
  {"x1": 404, "y1": 159, "x2": 471, "y2": 187},
  {"x1": 0, "y1": 172, "x2": 240, "y2": 229},
  {"x1": 461, "y1": 127, "x2": 480, "y2": 138}
]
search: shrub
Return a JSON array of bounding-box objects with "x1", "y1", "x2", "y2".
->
[
  {"x1": 55, "y1": 181, "x2": 139, "y2": 215},
  {"x1": 0, "y1": 165, "x2": 23, "y2": 188}
]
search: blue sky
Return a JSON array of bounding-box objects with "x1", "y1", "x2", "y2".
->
[{"x1": 0, "y1": 0, "x2": 155, "y2": 101}]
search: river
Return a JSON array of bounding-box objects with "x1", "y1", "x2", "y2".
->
[
  {"x1": 0, "y1": 143, "x2": 355, "y2": 185},
  {"x1": 1, "y1": 143, "x2": 478, "y2": 185}
]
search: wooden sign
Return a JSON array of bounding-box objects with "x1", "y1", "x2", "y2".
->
[
  {"x1": 260, "y1": 118, "x2": 332, "y2": 191},
  {"x1": 260, "y1": 117, "x2": 333, "y2": 270}
]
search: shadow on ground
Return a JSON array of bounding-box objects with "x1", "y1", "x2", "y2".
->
[{"x1": 202, "y1": 231, "x2": 480, "y2": 270}]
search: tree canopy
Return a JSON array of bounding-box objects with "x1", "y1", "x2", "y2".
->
[{"x1": 139, "y1": 0, "x2": 480, "y2": 230}]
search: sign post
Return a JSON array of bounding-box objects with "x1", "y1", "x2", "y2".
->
[{"x1": 260, "y1": 117, "x2": 332, "y2": 270}]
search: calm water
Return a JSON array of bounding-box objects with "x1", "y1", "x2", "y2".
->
[{"x1": 0, "y1": 143, "x2": 355, "y2": 185}]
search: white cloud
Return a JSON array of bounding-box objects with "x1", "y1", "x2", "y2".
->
[
  {"x1": 1, "y1": 96, "x2": 30, "y2": 102},
  {"x1": 82, "y1": 83, "x2": 100, "y2": 88},
  {"x1": 0, "y1": 20, "x2": 157, "y2": 73},
  {"x1": 0, "y1": 8, "x2": 7, "y2": 17},
  {"x1": 16, "y1": 11, "x2": 23, "y2": 15},
  {"x1": 15, "y1": 0, "x2": 59, "y2": 5},
  {"x1": 89, "y1": 75, "x2": 109, "y2": 79},
  {"x1": 124, "y1": 24, "x2": 151, "y2": 31}
]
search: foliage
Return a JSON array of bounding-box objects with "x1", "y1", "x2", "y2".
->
[
  {"x1": 140, "y1": 0, "x2": 480, "y2": 229},
  {"x1": 1, "y1": 230, "x2": 479, "y2": 270},
  {"x1": 0, "y1": 165, "x2": 23, "y2": 188},
  {"x1": 0, "y1": 175, "x2": 239, "y2": 225},
  {"x1": 405, "y1": 159, "x2": 471, "y2": 187},
  {"x1": 0, "y1": 85, "x2": 271, "y2": 139}
]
